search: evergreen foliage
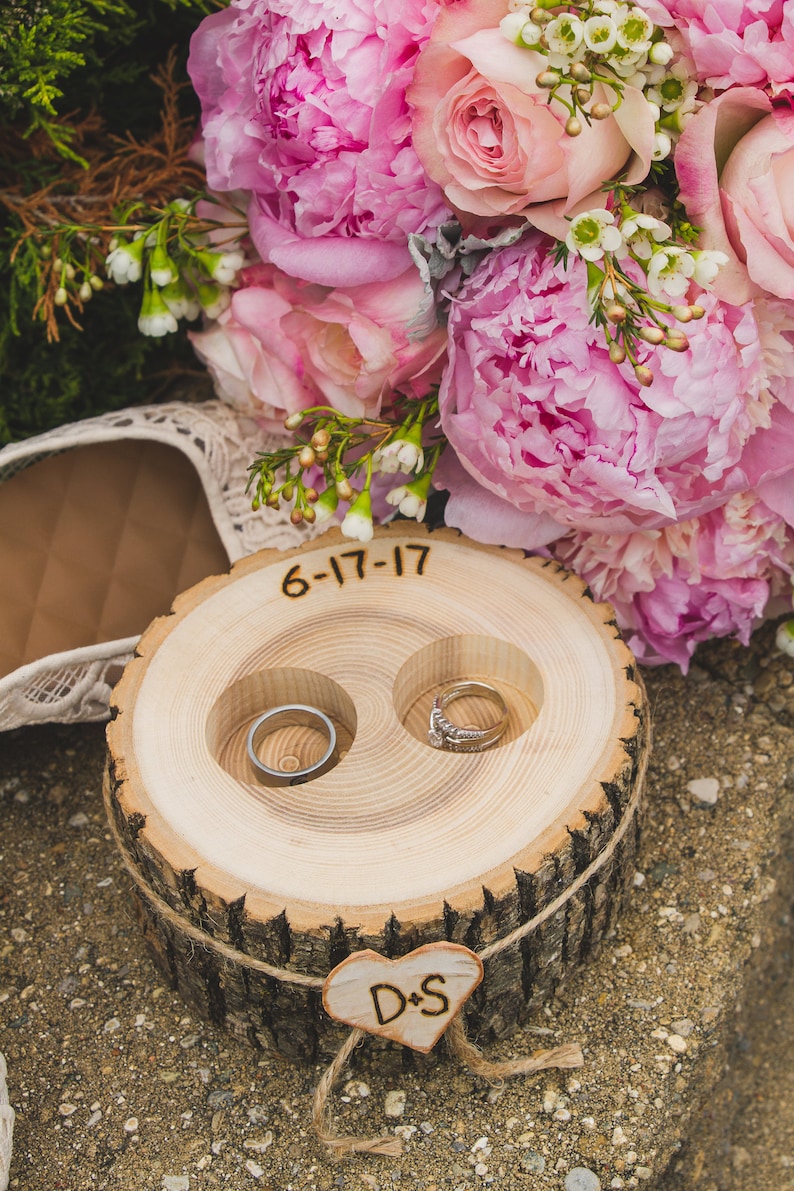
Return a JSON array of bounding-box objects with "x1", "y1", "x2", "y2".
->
[
  {"x1": 0, "y1": 271, "x2": 213, "y2": 445},
  {"x1": 0, "y1": 0, "x2": 220, "y2": 443}
]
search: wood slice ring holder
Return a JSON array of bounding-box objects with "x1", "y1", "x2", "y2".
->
[{"x1": 106, "y1": 525, "x2": 649, "y2": 1064}]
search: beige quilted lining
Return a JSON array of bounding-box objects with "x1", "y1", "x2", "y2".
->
[{"x1": 0, "y1": 440, "x2": 229, "y2": 679}]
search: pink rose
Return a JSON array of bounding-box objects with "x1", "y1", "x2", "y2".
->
[
  {"x1": 434, "y1": 233, "x2": 782, "y2": 538},
  {"x1": 190, "y1": 265, "x2": 447, "y2": 422},
  {"x1": 188, "y1": 0, "x2": 448, "y2": 287},
  {"x1": 676, "y1": 88, "x2": 794, "y2": 303},
  {"x1": 408, "y1": 0, "x2": 655, "y2": 238},
  {"x1": 554, "y1": 494, "x2": 794, "y2": 669},
  {"x1": 643, "y1": 0, "x2": 794, "y2": 94}
]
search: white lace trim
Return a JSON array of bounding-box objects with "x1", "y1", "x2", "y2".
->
[
  {"x1": 0, "y1": 401, "x2": 317, "y2": 731},
  {"x1": 0, "y1": 640, "x2": 138, "y2": 730}
]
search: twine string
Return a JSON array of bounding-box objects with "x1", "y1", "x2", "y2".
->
[
  {"x1": 102, "y1": 761, "x2": 644, "y2": 986},
  {"x1": 103, "y1": 781, "x2": 325, "y2": 989},
  {"x1": 311, "y1": 1029, "x2": 402, "y2": 1158},
  {"x1": 481, "y1": 745, "x2": 647, "y2": 965},
  {"x1": 102, "y1": 744, "x2": 646, "y2": 1159},
  {"x1": 309, "y1": 1013, "x2": 585, "y2": 1159},
  {"x1": 444, "y1": 1014, "x2": 584, "y2": 1082}
]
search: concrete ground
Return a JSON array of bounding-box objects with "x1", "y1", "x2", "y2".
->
[
  {"x1": 657, "y1": 878, "x2": 794, "y2": 1191},
  {"x1": 3, "y1": 620, "x2": 794, "y2": 1191}
]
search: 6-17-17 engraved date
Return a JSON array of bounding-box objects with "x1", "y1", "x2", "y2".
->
[{"x1": 281, "y1": 544, "x2": 431, "y2": 598}]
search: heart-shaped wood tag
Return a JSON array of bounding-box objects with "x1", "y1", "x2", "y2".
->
[{"x1": 322, "y1": 942, "x2": 484, "y2": 1053}]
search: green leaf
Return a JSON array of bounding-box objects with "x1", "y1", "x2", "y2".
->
[{"x1": 585, "y1": 259, "x2": 606, "y2": 305}]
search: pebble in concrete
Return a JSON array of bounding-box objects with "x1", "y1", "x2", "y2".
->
[
  {"x1": 687, "y1": 777, "x2": 720, "y2": 805},
  {"x1": 520, "y1": 1150, "x2": 545, "y2": 1173},
  {"x1": 384, "y1": 1090, "x2": 406, "y2": 1118},
  {"x1": 565, "y1": 1168, "x2": 601, "y2": 1191}
]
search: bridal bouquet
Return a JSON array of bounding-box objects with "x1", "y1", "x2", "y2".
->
[{"x1": 129, "y1": 0, "x2": 794, "y2": 667}]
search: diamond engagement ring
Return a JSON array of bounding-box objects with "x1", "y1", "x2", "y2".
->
[
  {"x1": 427, "y1": 681, "x2": 509, "y2": 753},
  {"x1": 247, "y1": 704, "x2": 338, "y2": 786}
]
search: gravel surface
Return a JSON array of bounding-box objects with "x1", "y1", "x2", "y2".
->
[{"x1": 3, "y1": 622, "x2": 794, "y2": 1191}]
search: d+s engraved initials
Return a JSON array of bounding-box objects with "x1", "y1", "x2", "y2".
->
[
  {"x1": 322, "y1": 944, "x2": 483, "y2": 1053},
  {"x1": 370, "y1": 974, "x2": 450, "y2": 1026}
]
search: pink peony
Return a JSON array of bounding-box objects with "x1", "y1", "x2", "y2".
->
[
  {"x1": 190, "y1": 264, "x2": 447, "y2": 422},
  {"x1": 643, "y1": 0, "x2": 794, "y2": 94},
  {"x1": 435, "y1": 449, "x2": 567, "y2": 551},
  {"x1": 188, "y1": 0, "x2": 449, "y2": 287},
  {"x1": 433, "y1": 233, "x2": 793, "y2": 539},
  {"x1": 554, "y1": 494, "x2": 794, "y2": 669},
  {"x1": 749, "y1": 298, "x2": 794, "y2": 529},
  {"x1": 407, "y1": 0, "x2": 655, "y2": 240},
  {"x1": 676, "y1": 89, "x2": 794, "y2": 304}
]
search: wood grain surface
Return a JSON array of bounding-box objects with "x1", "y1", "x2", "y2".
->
[{"x1": 106, "y1": 524, "x2": 649, "y2": 1059}]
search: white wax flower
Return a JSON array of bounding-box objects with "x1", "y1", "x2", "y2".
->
[
  {"x1": 583, "y1": 15, "x2": 617, "y2": 52},
  {"x1": 138, "y1": 288, "x2": 178, "y2": 337},
  {"x1": 139, "y1": 310, "x2": 178, "y2": 336},
  {"x1": 691, "y1": 250, "x2": 729, "y2": 288},
  {"x1": 647, "y1": 247, "x2": 696, "y2": 297},
  {"x1": 566, "y1": 209, "x2": 624, "y2": 261},
  {"x1": 776, "y1": 620, "x2": 794, "y2": 658},
  {"x1": 312, "y1": 487, "x2": 340, "y2": 524},
  {"x1": 545, "y1": 14, "x2": 585, "y2": 56},
  {"x1": 162, "y1": 282, "x2": 201, "y2": 321},
  {"x1": 608, "y1": 48, "x2": 647, "y2": 77},
  {"x1": 621, "y1": 212, "x2": 671, "y2": 260},
  {"x1": 615, "y1": 6, "x2": 654, "y2": 53},
  {"x1": 652, "y1": 131, "x2": 673, "y2": 161},
  {"x1": 198, "y1": 284, "x2": 232, "y2": 320},
  {"x1": 385, "y1": 485, "x2": 427, "y2": 521},
  {"x1": 646, "y1": 63, "x2": 698, "y2": 114},
  {"x1": 500, "y1": 13, "x2": 529, "y2": 43},
  {"x1": 341, "y1": 490, "x2": 374, "y2": 542},
  {"x1": 374, "y1": 425, "x2": 424, "y2": 476},
  {"x1": 385, "y1": 473, "x2": 431, "y2": 522},
  {"x1": 649, "y1": 41, "x2": 674, "y2": 65},
  {"x1": 205, "y1": 250, "x2": 245, "y2": 285},
  {"x1": 105, "y1": 239, "x2": 144, "y2": 285}
]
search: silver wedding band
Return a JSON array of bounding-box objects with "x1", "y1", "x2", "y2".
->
[
  {"x1": 428, "y1": 680, "x2": 509, "y2": 753},
  {"x1": 247, "y1": 704, "x2": 337, "y2": 786}
]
